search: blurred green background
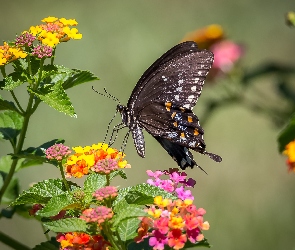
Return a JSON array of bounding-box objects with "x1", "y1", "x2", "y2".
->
[{"x1": 1, "y1": 0, "x2": 295, "y2": 249}]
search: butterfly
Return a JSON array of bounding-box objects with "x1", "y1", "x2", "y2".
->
[{"x1": 116, "y1": 41, "x2": 222, "y2": 172}]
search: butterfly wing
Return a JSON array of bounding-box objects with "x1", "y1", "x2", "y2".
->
[{"x1": 127, "y1": 41, "x2": 221, "y2": 169}]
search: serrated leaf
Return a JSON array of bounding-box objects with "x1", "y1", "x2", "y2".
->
[
  {"x1": 0, "y1": 176, "x2": 19, "y2": 204},
  {"x1": 43, "y1": 218, "x2": 87, "y2": 233},
  {"x1": 117, "y1": 217, "x2": 140, "y2": 241},
  {"x1": 48, "y1": 65, "x2": 98, "y2": 90},
  {"x1": 112, "y1": 204, "x2": 147, "y2": 228},
  {"x1": 110, "y1": 170, "x2": 127, "y2": 180},
  {"x1": 84, "y1": 173, "x2": 106, "y2": 194},
  {"x1": 127, "y1": 237, "x2": 150, "y2": 250},
  {"x1": 114, "y1": 183, "x2": 176, "y2": 206},
  {"x1": 11, "y1": 179, "x2": 68, "y2": 206},
  {"x1": 278, "y1": 114, "x2": 295, "y2": 152},
  {"x1": 0, "y1": 98, "x2": 19, "y2": 112},
  {"x1": 0, "y1": 110, "x2": 23, "y2": 141},
  {"x1": 18, "y1": 138, "x2": 65, "y2": 158},
  {"x1": 37, "y1": 193, "x2": 75, "y2": 217},
  {"x1": 32, "y1": 82, "x2": 76, "y2": 117},
  {"x1": 3, "y1": 72, "x2": 27, "y2": 90},
  {"x1": 13, "y1": 58, "x2": 29, "y2": 72},
  {"x1": 32, "y1": 240, "x2": 59, "y2": 250}
]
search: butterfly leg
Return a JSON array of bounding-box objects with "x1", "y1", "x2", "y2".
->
[
  {"x1": 120, "y1": 130, "x2": 131, "y2": 154},
  {"x1": 103, "y1": 110, "x2": 119, "y2": 144},
  {"x1": 109, "y1": 122, "x2": 126, "y2": 146}
]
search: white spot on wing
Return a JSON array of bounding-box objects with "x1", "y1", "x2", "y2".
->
[
  {"x1": 175, "y1": 95, "x2": 180, "y2": 101},
  {"x1": 178, "y1": 79, "x2": 184, "y2": 84},
  {"x1": 183, "y1": 104, "x2": 190, "y2": 109},
  {"x1": 176, "y1": 87, "x2": 182, "y2": 92},
  {"x1": 191, "y1": 86, "x2": 196, "y2": 91},
  {"x1": 187, "y1": 95, "x2": 194, "y2": 103}
]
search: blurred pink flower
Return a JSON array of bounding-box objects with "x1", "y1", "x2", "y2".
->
[{"x1": 211, "y1": 40, "x2": 244, "y2": 73}]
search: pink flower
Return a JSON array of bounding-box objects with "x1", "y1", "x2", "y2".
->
[
  {"x1": 45, "y1": 143, "x2": 71, "y2": 161},
  {"x1": 93, "y1": 186, "x2": 118, "y2": 201},
  {"x1": 149, "y1": 230, "x2": 168, "y2": 250},
  {"x1": 175, "y1": 186, "x2": 194, "y2": 201},
  {"x1": 80, "y1": 206, "x2": 113, "y2": 224},
  {"x1": 154, "y1": 217, "x2": 170, "y2": 234},
  {"x1": 211, "y1": 40, "x2": 243, "y2": 73},
  {"x1": 32, "y1": 44, "x2": 53, "y2": 58},
  {"x1": 167, "y1": 229, "x2": 187, "y2": 249},
  {"x1": 91, "y1": 158, "x2": 119, "y2": 174}
]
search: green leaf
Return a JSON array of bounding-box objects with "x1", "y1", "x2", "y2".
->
[
  {"x1": 278, "y1": 114, "x2": 295, "y2": 152},
  {"x1": 52, "y1": 66, "x2": 98, "y2": 90},
  {"x1": 32, "y1": 239, "x2": 59, "y2": 250},
  {"x1": 115, "y1": 183, "x2": 176, "y2": 206},
  {"x1": 182, "y1": 238, "x2": 211, "y2": 248},
  {"x1": 0, "y1": 110, "x2": 23, "y2": 141},
  {"x1": 0, "y1": 155, "x2": 26, "y2": 173},
  {"x1": 128, "y1": 237, "x2": 150, "y2": 250},
  {"x1": 3, "y1": 72, "x2": 27, "y2": 90},
  {"x1": 110, "y1": 170, "x2": 127, "y2": 180},
  {"x1": 37, "y1": 193, "x2": 75, "y2": 217},
  {"x1": 0, "y1": 173, "x2": 19, "y2": 204},
  {"x1": 31, "y1": 82, "x2": 76, "y2": 117},
  {"x1": 117, "y1": 217, "x2": 140, "y2": 241},
  {"x1": 43, "y1": 218, "x2": 87, "y2": 233},
  {"x1": 84, "y1": 174, "x2": 106, "y2": 194},
  {"x1": 0, "y1": 97, "x2": 19, "y2": 113},
  {"x1": 13, "y1": 139, "x2": 65, "y2": 168},
  {"x1": 112, "y1": 204, "x2": 147, "y2": 228},
  {"x1": 11, "y1": 179, "x2": 68, "y2": 206}
]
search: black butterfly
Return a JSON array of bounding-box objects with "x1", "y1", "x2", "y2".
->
[{"x1": 116, "y1": 41, "x2": 222, "y2": 172}]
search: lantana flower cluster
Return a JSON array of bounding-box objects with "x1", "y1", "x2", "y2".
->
[
  {"x1": 283, "y1": 140, "x2": 295, "y2": 172},
  {"x1": 0, "y1": 16, "x2": 82, "y2": 66},
  {"x1": 147, "y1": 168, "x2": 196, "y2": 200},
  {"x1": 136, "y1": 196, "x2": 209, "y2": 250},
  {"x1": 181, "y1": 24, "x2": 244, "y2": 77},
  {"x1": 65, "y1": 143, "x2": 130, "y2": 178},
  {"x1": 56, "y1": 232, "x2": 110, "y2": 250}
]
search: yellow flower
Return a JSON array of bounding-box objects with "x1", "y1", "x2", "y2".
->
[
  {"x1": 42, "y1": 16, "x2": 58, "y2": 23},
  {"x1": 59, "y1": 18, "x2": 78, "y2": 26},
  {"x1": 283, "y1": 140, "x2": 295, "y2": 162},
  {"x1": 154, "y1": 196, "x2": 170, "y2": 208},
  {"x1": 169, "y1": 216, "x2": 184, "y2": 229},
  {"x1": 63, "y1": 27, "x2": 82, "y2": 40},
  {"x1": 41, "y1": 32, "x2": 59, "y2": 47}
]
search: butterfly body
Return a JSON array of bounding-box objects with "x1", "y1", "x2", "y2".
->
[{"x1": 117, "y1": 41, "x2": 222, "y2": 171}]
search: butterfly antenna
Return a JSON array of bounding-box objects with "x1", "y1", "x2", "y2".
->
[
  {"x1": 91, "y1": 86, "x2": 121, "y2": 104},
  {"x1": 103, "y1": 88, "x2": 121, "y2": 104}
]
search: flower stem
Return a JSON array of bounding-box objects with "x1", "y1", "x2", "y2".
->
[
  {"x1": 58, "y1": 162, "x2": 70, "y2": 192},
  {"x1": 0, "y1": 93, "x2": 34, "y2": 202}
]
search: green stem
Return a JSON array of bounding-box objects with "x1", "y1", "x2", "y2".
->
[
  {"x1": 0, "y1": 66, "x2": 6, "y2": 78},
  {"x1": 0, "y1": 93, "x2": 34, "y2": 202},
  {"x1": 58, "y1": 162, "x2": 70, "y2": 192},
  {"x1": 0, "y1": 230, "x2": 31, "y2": 250},
  {"x1": 106, "y1": 174, "x2": 110, "y2": 186},
  {"x1": 103, "y1": 221, "x2": 123, "y2": 250},
  {"x1": 10, "y1": 90, "x2": 25, "y2": 114}
]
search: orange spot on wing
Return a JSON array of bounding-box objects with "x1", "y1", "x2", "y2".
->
[
  {"x1": 194, "y1": 129, "x2": 199, "y2": 136},
  {"x1": 181, "y1": 132, "x2": 185, "y2": 138},
  {"x1": 165, "y1": 102, "x2": 172, "y2": 111},
  {"x1": 188, "y1": 116, "x2": 193, "y2": 123}
]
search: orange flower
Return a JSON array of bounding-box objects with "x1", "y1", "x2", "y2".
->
[{"x1": 181, "y1": 24, "x2": 224, "y2": 49}]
